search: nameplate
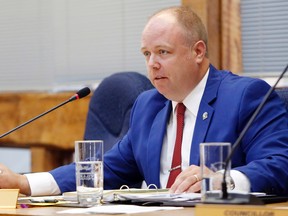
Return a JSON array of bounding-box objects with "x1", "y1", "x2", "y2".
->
[
  {"x1": 0, "y1": 189, "x2": 19, "y2": 208},
  {"x1": 195, "y1": 203, "x2": 288, "y2": 216}
]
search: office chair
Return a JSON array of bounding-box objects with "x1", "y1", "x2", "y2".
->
[
  {"x1": 83, "y1": 72, "x2": 154, "y2": 153},
  {"x1": 275, "y1": 88, "x2": 288, "y2": 111}
]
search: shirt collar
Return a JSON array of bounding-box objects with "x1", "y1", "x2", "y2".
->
[{"x1": 172, "y1": 67, "x2": 210, "y2": 116}]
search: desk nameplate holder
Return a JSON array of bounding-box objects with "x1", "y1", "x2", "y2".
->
[
  {"x1": 195, "y1": 203, "x2": 288, "y2": 216},
  {"x1": 0, "y1": 189, "x2": 19, "y2": 208}
]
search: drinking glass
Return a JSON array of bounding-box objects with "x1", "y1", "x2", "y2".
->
[
  {"x1": 75, "y1": 140, "x2": 103, "y2": 206},
  {"x1": 200, "y1": 142, "x2": 232, "y2": 201}
]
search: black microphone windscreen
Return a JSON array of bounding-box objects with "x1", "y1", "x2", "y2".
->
[
  {"x1": 69, "y1": 87, "x2": 91, "y2": 102},
  {"x1": 77, "y1": 87, "x2": 91, "y2": 99}
]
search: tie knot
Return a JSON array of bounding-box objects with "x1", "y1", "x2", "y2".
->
[{"x1": 177, "y1": 103, "x2": 186, "y2": 116}]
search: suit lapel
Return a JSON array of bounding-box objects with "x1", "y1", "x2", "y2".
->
[
  {"x1": 190, "y1": 104, "x2": 214, "y2": 165},
  {"x1": 190, "y1": 65, "x2": 222, "y2": 165},
  {"x1": 146, "y1": 101, "x2": 171, "y2": 187}
]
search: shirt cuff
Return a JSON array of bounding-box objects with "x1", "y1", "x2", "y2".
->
[
  {"x1": 24, "y1": 172, "x2": 61, "y2": 196},
  {"x1": 230, "y1": 170, "x2": 251, "y2": 193}
]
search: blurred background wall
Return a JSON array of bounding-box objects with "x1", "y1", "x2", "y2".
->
[
  {"x1": 0, "y1": 0, "x2": 181, "y2": 92},
  {"x1": 0, "y1": 0, "x2": 287, "y2": 173}
]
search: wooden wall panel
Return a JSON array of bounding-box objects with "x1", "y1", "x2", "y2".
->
[
  {"x1": 221, "y1": 0, "x2": 242, "y2": 73},
  {"x1": 182, "y1": 0, "x2": 242, "y2": 73},
  {"x1": 0, "y1": 92, "x2": 90, "y2": 171}
]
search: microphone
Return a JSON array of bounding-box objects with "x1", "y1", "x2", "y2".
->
[
  {"x1": 204, "y1": 64, "x2": 288, "y2": 204},
  {"x1": 69, "y1": 87, "x2": 91, "y2": 101},
  {"x1": 0, "y1": 87, "x2": 91, "y2": 139}
]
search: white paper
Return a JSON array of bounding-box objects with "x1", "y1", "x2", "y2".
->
[
  {"x1": 116, "y1": 192, "x2": 201, "y2": 202},
  {"x1": 61, "y1": 190, "x2": 201, "y2": 203},
  {"x1": 57, "y1": 204, "x2": 182, "y2": 214}
]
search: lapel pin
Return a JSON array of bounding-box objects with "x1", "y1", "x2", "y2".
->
[{"x1": 202, "y1": 112, "x2": 208, "y2": 120}]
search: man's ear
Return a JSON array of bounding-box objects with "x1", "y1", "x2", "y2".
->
[{"x1": 192, "y1": 40, "x2": 207, "y2": 63}]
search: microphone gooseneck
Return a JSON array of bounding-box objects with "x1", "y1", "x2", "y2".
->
[
  {"x1": 221, "y1": 64, "x2": 288, "y2": 200},
  {"x1": 0, "y1": 87, "x2": 91, "y2": 139}
]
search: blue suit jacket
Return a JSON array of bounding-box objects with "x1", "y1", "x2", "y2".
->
[{"x1": 50, "y1": 65, "x2": 288, "y2": 195}]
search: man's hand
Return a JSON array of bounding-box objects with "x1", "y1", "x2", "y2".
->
[
  {"x1": 169, "y1": 164, "x2": 213, "y2": 193},
  {"x1": 0, "y1": 163, "x2": 31, "y2": 196}
]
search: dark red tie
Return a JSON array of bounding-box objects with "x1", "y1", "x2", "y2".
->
[{"x1": 166, "y1": 103, "x2": 186, "y2": 188}]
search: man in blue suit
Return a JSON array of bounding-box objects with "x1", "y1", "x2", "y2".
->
[{"x1": 0, "y1": 6, "x2": 287, "y2": 196}]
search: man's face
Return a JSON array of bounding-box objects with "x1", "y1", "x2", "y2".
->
[{"x1": 141, "y1": 13, "x2": 202, "y2": 102}]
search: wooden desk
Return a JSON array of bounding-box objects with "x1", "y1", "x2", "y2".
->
[
  {"x1": 195, "y1": 202, "x2": 288, "y2": 216},
  {"x1": 0, "y1": 92, "x2": 90, "y2": 172},
  {"x1": 0, "y1": 206, "x2": 194, "y2": 216},
  {"x1": 0, "y1": 202, "x2": 288, "y2": 216}
]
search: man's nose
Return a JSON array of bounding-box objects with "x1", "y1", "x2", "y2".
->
[{"x1": 148, "y1": 54, "x2": 160, "y2": 70}]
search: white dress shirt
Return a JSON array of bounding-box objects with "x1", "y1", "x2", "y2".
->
[
  {"x1": 25, "y1": 172, "x2": 61, "y2": 196},
  {"x1": 160, "y1": 69, "x2": 209, "y2": 187}
]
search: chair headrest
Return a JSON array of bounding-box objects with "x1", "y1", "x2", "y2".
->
[{"x1": 88, "y1": 72, "x2": 154, "y2": 136}]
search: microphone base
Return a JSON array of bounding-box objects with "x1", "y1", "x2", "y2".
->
[{"x1": 203, "y1": 192, "x2": 264, "y2": 205}]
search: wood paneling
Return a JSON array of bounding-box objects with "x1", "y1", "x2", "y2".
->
[
  {"x1": 182, "y1": 0, "x2": 242, "y2": 73},
  {"x1": 0, "y1": 92, "x2": 90, "y2": 172},
  {"x1": 221, "y1": 0, "x2": 242, "y2": 73}
]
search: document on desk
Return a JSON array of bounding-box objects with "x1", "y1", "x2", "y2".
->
[
  {"x1": 103, "y1": 189, "x2": 201, "y2": 207},
  {"x1": 57, "y1": 204, "x2": 182, "y2": 214},
  {"x1": 62, "y1": 189, "x2": 201, "y2": 206},
  {"x1": 18, "y1": 195, "x2": 68, "y2": 207},
  {"x1": 113, "y1": 192, "x2": 200, "y2": 203}
]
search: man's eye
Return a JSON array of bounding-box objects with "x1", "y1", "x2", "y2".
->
[
  {"x1": 143, "y1": 51, "x2": 150, "y2": 56},
  {"x1": 159, "y1": 50, "x2": 168, "y2": 55}
]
